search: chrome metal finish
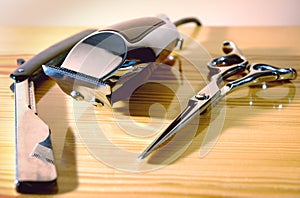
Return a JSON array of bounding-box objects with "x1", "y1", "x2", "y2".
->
[
  {"x1": 14, "y1": 79, "x2": 57, "y2": 193},
  {"x1": 138, "y1": 41, "x2": 297, "y2": 159},
  {"x1": 43, "y1": 15, "x2": 181, "y2": 107},
  {"x1": 177, "y1": 37, "x2": 184, "y2": 50},
  {"x1": 70, "y1": 90, "x2": 84, "y2": 101},
  {"x1": 225, "y1": 63, "x2": 297, "y2": 94},
  {"x1": 195, "y1": 93, "x2": 209, "y2": 100}
]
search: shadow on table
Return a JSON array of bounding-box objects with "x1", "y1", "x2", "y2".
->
[{"x1": 36, "y1": 79, "x2": 79, "y2": 194}]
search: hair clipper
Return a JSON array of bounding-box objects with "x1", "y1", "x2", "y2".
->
[{"x1": 42, "y1": 15, "x2": 195, "y2": 106}]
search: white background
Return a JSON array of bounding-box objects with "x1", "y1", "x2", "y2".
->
[{"x1": 0, "y1": 0, "x2": 299, "y2": 26}]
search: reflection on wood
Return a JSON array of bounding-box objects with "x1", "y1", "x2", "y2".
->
[{"x1": 0, "y1": 26, "x2": 300, "y2": 197}]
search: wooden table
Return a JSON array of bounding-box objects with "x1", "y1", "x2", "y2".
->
[{"x1": 1, "y1": 26, "x2": 300, "y2": 197}]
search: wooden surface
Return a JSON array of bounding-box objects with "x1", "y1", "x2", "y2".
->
[{"x1": 1, "y1": 26, "x2": 300, "y2": 197}]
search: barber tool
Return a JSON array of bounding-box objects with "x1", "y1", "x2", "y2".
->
[
  {"x1": 10, "y1": 15, "x2": 200, "y2": 193},
  {"x1": 42, "y1": 15, "x2": 201, "y2": 107},
  {"x1": 138, "y1": 41, "x2": 297, "y2": 159},
  {"x1": 10, "y1": 29, "x2": 97, "y2": 193}
]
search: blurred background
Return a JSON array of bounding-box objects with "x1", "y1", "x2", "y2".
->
[{"x1": 0, "y1": 0, "x2": 299, "y2": 27}]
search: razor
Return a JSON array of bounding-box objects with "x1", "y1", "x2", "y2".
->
[
  {"x1": 10, "y1": 29, "x2": 97, "y2": 193},
  {"x1": 10, "y1": 15, "x2": 200, "y2": 193}
]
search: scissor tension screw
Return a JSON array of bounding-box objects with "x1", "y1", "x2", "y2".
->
[{"x1": 195, "y1": 93, "x2": 209, "y2": 100}]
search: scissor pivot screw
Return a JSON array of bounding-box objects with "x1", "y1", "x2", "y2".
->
[{"x1": 195, "y1": 93, "x2": 209, "y2": 100}]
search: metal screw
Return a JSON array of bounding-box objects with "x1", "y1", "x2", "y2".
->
[
  {"x1": 17, "y1": 68, "x2": 24, "y2": 73},
  {"x1": 177, "y1": 37, "x2": 184, "y2": 50},
  {"x1": 70, "y1": 90, "x2": 84, "y2": 101},
  {"x1": 195, "y1": 93, "x2": 209, "y2": 100}
]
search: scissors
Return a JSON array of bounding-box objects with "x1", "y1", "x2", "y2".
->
[{"x1": 138, "y1": 41, "x2": 297, "y2": 159}]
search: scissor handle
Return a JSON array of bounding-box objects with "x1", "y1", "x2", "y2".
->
[
  {"x1": 208, "y1": 41, "x2": 249, "y2": 84},
  {"x1": 226, "y1": 63, "x2": 297, "y2": 92},
  {"x1": 208, "y1": 54, "x2": 248, "y2": 83}
]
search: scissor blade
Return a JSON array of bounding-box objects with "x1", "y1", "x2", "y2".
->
[
  {"x1": 138, "y1": 101, "x2": 198, "y2": 159},
  {"x1": 138, "y1": 81, "x2": 221, "y2": 159}
]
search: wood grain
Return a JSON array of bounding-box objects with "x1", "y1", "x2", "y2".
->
[{"x1": 0, "y1": 26, "x2": 300, "y2": 197}]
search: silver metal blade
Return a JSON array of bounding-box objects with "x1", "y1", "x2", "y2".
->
[
  {"x1": 14, "y1": 79, "x2": 57, "y2": 193},
  {"x1": 138, "y1": 81, "x2": 221, "y2": 159}
]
